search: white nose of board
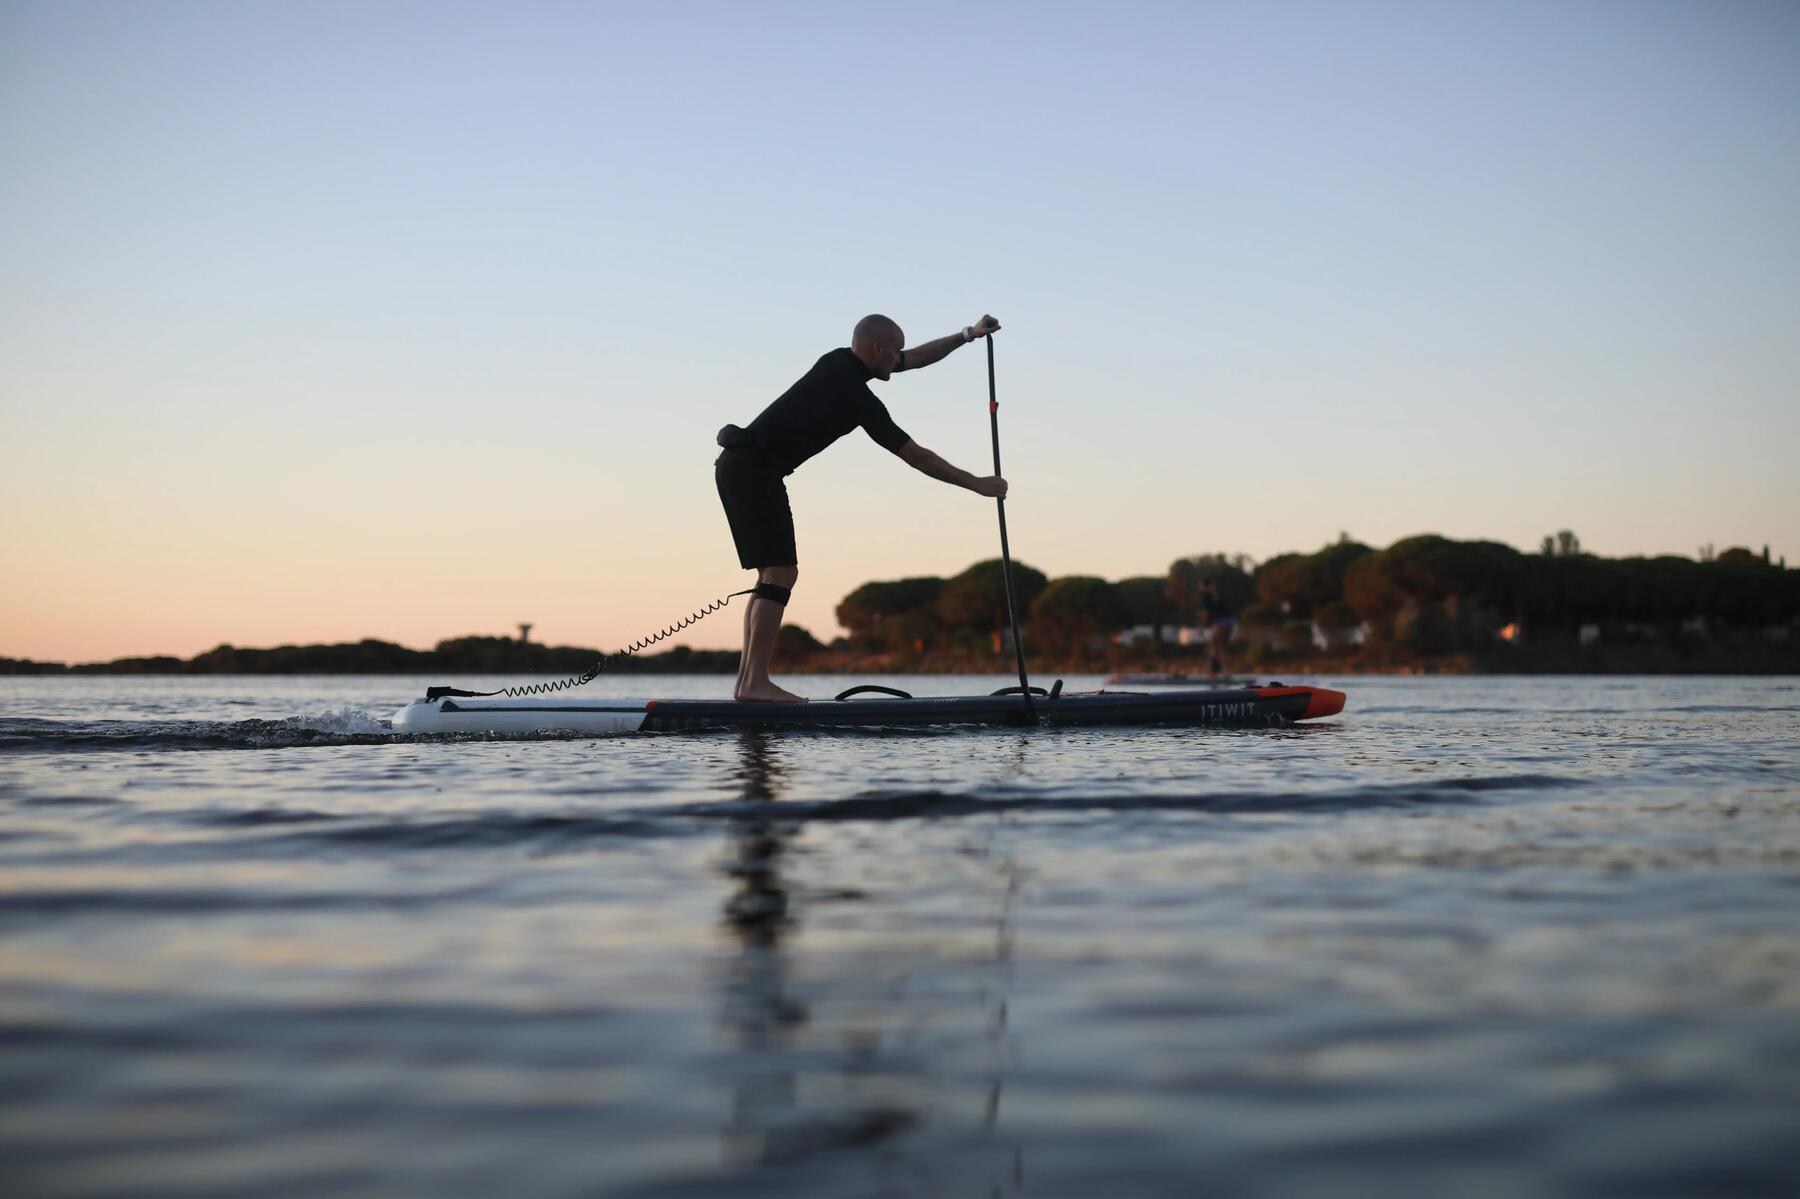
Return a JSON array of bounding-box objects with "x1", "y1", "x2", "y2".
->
[{"x1": 390, "y1": 697, "x2": 653, "y2": 736}]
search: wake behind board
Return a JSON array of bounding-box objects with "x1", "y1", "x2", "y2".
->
[{"x1": 390, "y1": 683, "x2": 1345, "y2": 737}]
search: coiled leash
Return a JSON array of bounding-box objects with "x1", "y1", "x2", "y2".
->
[{"x1": 423, "y1": 581, "x2": 792, "y2": 702}]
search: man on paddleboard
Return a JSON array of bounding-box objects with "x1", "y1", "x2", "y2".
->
[{"x1": 716, "y1": 314, "x2": 1007, "y2": 702}]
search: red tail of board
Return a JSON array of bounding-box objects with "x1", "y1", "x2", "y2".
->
[{"x1": 1254, "y1": 685, "x2": 1347, "y2": 720}]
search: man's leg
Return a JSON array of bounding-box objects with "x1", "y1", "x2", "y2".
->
[{"x1": 736, "y1": 564, "x2": 804, "y2": 703}]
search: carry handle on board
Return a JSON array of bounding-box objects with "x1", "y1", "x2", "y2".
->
[
  {"x1": 991, "y1": 679, "x2": 1062, "y2": 699},
  {"x1": 835, "y1": 685, "x2": 915, "y2": 701}
]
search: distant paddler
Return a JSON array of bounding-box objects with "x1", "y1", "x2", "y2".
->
[
  {"x1": 1200, "y1": 581, "x2": 1236, "y2": 681},
  {"x1": 715, "y1": 314, "x2": 1006, "y2": 703}
]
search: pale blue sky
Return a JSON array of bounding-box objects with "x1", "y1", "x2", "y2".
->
[{"x1": 3, "y1": 0, "x2": 1797, "y2": 660}]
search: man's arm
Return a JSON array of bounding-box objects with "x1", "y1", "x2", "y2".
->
[
  {"x1": 898, "y1": 439, "x2": 1008, "y2": 498},
  {"x1": 897, "y1": 314, "x2": 1001, "y2": 372}
]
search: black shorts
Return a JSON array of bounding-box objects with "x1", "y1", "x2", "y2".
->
[{"x1": 715, "y1": 453, "x2": 797, "y2": 569}]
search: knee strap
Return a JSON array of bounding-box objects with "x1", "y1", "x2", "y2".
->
[{"x1": 751, "y1": 581, "x2": 792, "y2": 606}]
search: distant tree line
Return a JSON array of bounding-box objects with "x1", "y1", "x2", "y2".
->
[
  {"x1": 1326, "y1": 535, "x2": 1796, "y2": 653},
  {"x1": 828, "y1": 535, "x2": 1799, "y2": 660},
  {"x1": 0, "y1": 637, "x2": 738, "y2": 676}
]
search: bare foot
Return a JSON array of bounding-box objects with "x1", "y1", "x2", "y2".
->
[{"x1": 734, "y1": 682, "x2": 809, "y2": 704}]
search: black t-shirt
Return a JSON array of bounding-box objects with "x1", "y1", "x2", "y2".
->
[{"x1": 742, "y1": 348, "x2": 912, "y2": 475}]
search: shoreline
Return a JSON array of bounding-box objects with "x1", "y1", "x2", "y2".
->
[{"x1": 6, "y1": 642, "x2": 1796, "y2": 678}]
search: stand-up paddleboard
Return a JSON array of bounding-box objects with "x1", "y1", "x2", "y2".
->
[
  {"x1": 391, "y1": 341, "x2": 1335, "y2": 741},
  {"x1": 390, "y1": 683, "x2": 1345, "y2": 737}
]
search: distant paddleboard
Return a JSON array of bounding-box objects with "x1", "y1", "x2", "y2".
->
[{"x1": 1105, "y1": 673, "x2": 1251, "y2": 687}]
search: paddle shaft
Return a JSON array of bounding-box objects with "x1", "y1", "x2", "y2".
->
[{"x1": 986, "y1": 336, "x2": 1036, "y2": 721}]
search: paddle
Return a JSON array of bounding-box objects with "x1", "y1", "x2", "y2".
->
[{"x1": 986, "y1": 335, "x2": 1036, "y2": 722}]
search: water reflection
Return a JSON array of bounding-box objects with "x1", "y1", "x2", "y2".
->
[
  {"x1": 717, "y1": 729, "x2": 809, "y2": 1160},
  {"x1": 714, "y1": 730, "x2": 1024, "y2": 1191}
]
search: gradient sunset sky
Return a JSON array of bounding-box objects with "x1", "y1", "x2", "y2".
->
[{"x1": 3, "y1": 0, "x2": 1797, "y2": 663}]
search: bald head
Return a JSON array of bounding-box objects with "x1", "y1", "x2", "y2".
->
[
  {"x1": 852, "y1": 314, "x2": 903, "y2": 351},
  {"x1": 850, "y1": 314, "x2": 905, "y2": 380}
]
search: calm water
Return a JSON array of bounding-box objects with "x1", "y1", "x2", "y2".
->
[{"x1": 2, "y1": 674, "x2": 1797, "y2": 1198}]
